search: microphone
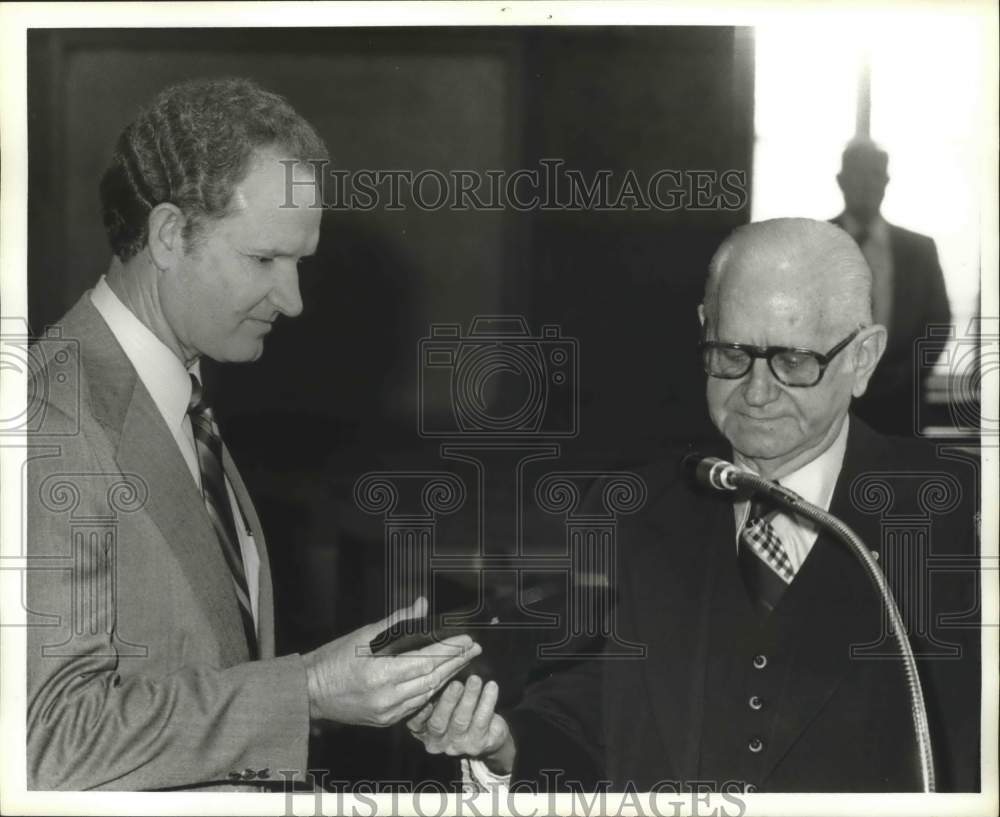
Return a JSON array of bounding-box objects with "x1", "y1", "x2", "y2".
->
[
  {"x1": 680, "y1": 450, "x2": 936, "y2": 791},
  {"x1": 683, "y1": 454, "x2": 741, "y2": 491},
  {"x1": 682, "y1": 453, "x2": 805, "y2": 509}
]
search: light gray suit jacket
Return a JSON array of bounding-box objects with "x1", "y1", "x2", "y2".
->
[{"x1": 26, "y1": 293, "x2": 311, "y2": 790}]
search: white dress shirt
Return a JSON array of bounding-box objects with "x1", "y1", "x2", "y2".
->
[
  {"x1": 90, "y1": 276, "x2": 260, "y2": 627},
  {"x1": 732, "y1": 416, "x2": 850, "y2": 571}
]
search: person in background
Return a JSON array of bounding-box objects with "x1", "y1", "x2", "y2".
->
[{"x1": 832, "y1": 137, "x2": 952, "y2": 436}]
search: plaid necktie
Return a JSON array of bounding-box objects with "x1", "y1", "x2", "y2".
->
[
  {"x1": 738, "y1": 496, "x2": 795, "y2": 613},
  {"x1": 188, "y1": 374, "x2": 258, "y2": 659}
]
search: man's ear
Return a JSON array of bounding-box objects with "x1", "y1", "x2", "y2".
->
[
  {"x1": 147, "y1": 203, "x2": 186, "y2": 271},
  {"x1": 850, "y1": 324, "x2": 887, "y2": 398}
]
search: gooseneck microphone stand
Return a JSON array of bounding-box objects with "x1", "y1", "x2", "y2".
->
[{"x1": 689, "y1": 456, "x2": 935, "y2": 793}]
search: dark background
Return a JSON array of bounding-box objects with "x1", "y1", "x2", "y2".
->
[{"x1": 28, "y1": 26, "x2": 753, "y2": 782}]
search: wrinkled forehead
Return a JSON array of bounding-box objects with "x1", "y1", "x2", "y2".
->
[{"x1": 713, "y1": 241, "x2": 842, "y2": 344}]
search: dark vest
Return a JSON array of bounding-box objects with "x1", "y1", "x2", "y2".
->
[
  {"x1": 697, "y1": 535, "x2": 800, "y2": 791},
  {"x1": 697, "y1": 525, "x2": 924, "y2": 792}
]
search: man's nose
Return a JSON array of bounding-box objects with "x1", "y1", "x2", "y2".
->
[
  {"x1": 742, "y1": 358, "x2": 779, "y2": 405},
  {"x1": 270, "y1": 262, "x2": 303, "y2": 318}
]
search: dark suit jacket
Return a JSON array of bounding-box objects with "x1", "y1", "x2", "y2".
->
[
  {"x1": 831, "y1": 216, "x2": 952, "y2": 435},
  {"x1": 26, "y1": 293, "x2": 311, "y2": 790},
  {"x1": 507, "y1": 419, "x2": 980, "y2": 792}
]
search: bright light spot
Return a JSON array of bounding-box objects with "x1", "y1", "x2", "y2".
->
[{"x1": 751, "y1": 14, "x2": 989, "y2": 329}]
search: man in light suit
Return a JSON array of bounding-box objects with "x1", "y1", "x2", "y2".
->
[
  {"x1": 26, "y1": 78, "x2": 480, "y2": 791},
  {"x1": 831, "y1": 138, "x2": 952, "y2": 436},
  {"x1": 406, "y1": 219, "x2": 980, "y2": 792}
]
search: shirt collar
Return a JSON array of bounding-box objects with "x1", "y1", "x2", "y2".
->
[
  {"x1": 840, "y1": 211, "x2": 888, "y2": 241},
  {"x1": 89, "y1": 275, "x2": 198, "y2": 434},
  {"x1": 733, "y1": 416, "x2": 850, "y2": 524}
]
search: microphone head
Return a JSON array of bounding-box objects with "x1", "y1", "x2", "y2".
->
[
  {"x1": 680, "y1": 452, "x2": 708, "y2": 483},
  {"x1": 681, "y1": 453, "x2": 737, "y2": 491}
]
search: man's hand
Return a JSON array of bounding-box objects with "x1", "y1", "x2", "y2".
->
[
  {"x1": 302, "y1": 597, "x2": 481, "y2": 727},
  {"x1": 406, "y1": 675, "x2": 516, "y2": 775}
]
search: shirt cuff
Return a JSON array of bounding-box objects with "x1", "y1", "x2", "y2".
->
[{"x1": 461, "y1": 757, "x2": 511, "y2": 792}]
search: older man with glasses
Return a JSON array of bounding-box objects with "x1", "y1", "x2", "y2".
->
[{"x1": 408, "y1": 218, "x2": 981, "y2": 794}]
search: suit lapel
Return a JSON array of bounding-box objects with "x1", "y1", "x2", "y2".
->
[
  {"x1": 760, "y1": 526, "x2": 868, "y2": 779},
  {"x1": 67, "y1": 296, "x2": 250, "y2": 667},
  {"x1": 629, "y1": 469, "x2": 732, "y2": 782},
  {"x1": 222, "y1": 445, "x2": 275, "y2": 658},
  {"x1": 758, "y1": 420, "x2": 888, "y2": 781},
  {"x1": 116, "y1": 386, "x2": 251, "y2": 666}
]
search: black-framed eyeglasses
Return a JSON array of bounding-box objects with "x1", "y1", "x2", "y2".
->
[{"x1": 699, "y1": 328, "x2": 862, "y2": 387}]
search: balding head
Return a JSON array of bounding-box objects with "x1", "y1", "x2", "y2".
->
[
  {"x1": 703, "y1": 218, "x2": 873, "y2": 336},
  {"x1": 698, "y1": 218, "x2": 887, "y2": 479}
]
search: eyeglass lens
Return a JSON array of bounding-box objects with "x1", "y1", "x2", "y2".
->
[{"x1": 703, "y1": 347, "x2": 821, "y2": 385}]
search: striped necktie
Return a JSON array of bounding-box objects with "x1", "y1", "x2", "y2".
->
[
  {"x1": 188, "y1": 374, "x2": 258, "y2": 659},
  {"x1": 738, "y1": 497, "x2": 795, "y2": 613}
]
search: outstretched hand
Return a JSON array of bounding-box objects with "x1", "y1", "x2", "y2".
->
[
  {"x1": 302, "y1": 597, "x2": 481, "y2": 727},
  {"x1": 406, "y1": 674, "x2": 516, "y2": 775}
]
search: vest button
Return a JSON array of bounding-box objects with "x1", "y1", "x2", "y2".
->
[
  {"x1": 748, "y1": 737, "x2": 764, "y2": 753},
  {"x1": 748, "y1": 695, "x2": 764, "y2": 710},
  {"x1": 752, "y1": 654, "x2": 767, "y2": 669}
]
